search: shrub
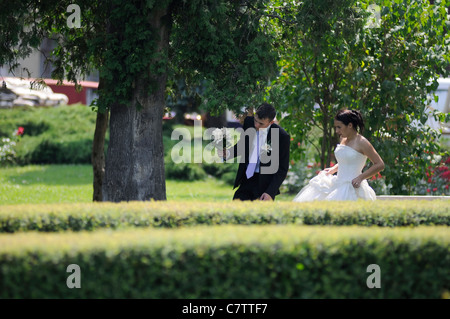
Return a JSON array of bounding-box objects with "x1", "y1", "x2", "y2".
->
[
  {"x1": 414, "y1": 155, "x2": 450, "y2": 196},
  {"x1": 0, "y1": 225, "x2": 448, "y2": 298},
  {"x1": 0, "y1": 137, "x2": 17, "y2": 166},
  {"x1": 165, "y1": 159, "x2": 207, "y2": 181},
  {"x1": 0, "y1": 105, "x2": 100, "y2": 165},
  {"x1": 45, "y1": 137, "x2": 91, "y2": 164},
  {"x1": 0, "y1": 200, "x2": 448, "y2": 233},
  {"x1": 0, "y1": 126, "x2": 24, "y2": 166},
  {"x1": 202, "y1": 161, "x2": 238, "y2": 185}
]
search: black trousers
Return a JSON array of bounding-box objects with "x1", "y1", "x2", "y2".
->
[{"x1": 233, "y1": 173, "x2": 264, "y2": 201}]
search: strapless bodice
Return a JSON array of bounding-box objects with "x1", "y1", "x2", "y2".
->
[{"x1": 334, "y1": 144, "x2": 367, "y2": 182}]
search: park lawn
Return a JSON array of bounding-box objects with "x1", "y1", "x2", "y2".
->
[{"x1": 0, "y1": 165, "x2": 295, "y2": 205}]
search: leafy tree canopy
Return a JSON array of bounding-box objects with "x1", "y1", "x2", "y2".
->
[{"x1": 265, "y1": 0, "x2": 450, "y2": 194}]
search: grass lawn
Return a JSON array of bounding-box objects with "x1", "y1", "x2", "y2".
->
[{"x1": 0, "y1": 165, "x2": 295, "y2": 205}]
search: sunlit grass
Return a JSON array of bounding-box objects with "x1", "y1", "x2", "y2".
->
[
  {"x1": 0, "y1": 165, "x2": 295, "y2": 205},
  {"x1": 0, "y1": 165, "x2": 93, "y2": 204}
]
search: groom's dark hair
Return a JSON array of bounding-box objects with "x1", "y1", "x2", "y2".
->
[{"x1": 255, "y1": 103, "x2": 276, "y2": 121}]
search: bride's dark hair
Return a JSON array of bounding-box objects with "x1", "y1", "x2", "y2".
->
[{"x1": 335, "y1": 109, "x2": 365, "y2": 133}]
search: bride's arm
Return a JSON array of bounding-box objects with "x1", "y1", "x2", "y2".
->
[
  {"x1": 353, "y1": 139, "x2": 384, "y2": 185},
  {"x1": 324, "y1": 164, "x2": 338, "y2": 175}
]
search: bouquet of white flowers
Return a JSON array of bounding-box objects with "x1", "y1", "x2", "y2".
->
[{"x1": 212, "y1": 127, "x2": 234, "y2": 150}]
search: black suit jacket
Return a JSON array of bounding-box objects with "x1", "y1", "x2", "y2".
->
[{"x1": 228, "y1": 116, "x2": 290, "y2": 199}]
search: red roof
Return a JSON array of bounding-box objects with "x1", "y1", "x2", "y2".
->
[{"x1": 43, "y1": 78, "x2": 99, "y2": 89}]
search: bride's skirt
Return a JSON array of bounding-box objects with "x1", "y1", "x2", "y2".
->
[{"x1": 292, "y1": 172, "x2": 376, "y2": 202}]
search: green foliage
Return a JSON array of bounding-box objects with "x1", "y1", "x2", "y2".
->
[
  {"x1": 203, "y1": 161, "x2": 239, "y2": 184},
  {"x1": 354, "y1": 0, "x2": 450, "y2": 194},
  {"x1": 266, "y1": 0, "x2": 367, "y2": 166},
  {"x1": 164, "y1": 144, "x2": 237, "y2": 183},
  {"x1": 268, "y1": 0, "x2": 450, "y2": 195},
  {"x1": 163, "y1": 121, "x2": 239, "y2": 182},
  {"x1": 3, "y1": 0, "x2": 278, "y2": 115},
  {"x1": 90, "y1": 0, "x2": 171, "y2": 111},
  {"x1": 0, "y1": 225, "x2": 448, "y2": 298},
  {"x1": 170, "y1": 0, "x2": 278, "y2": 114},
  {"x1": 0, "y1": 137, "x2": 18, "y2": 166},
  {"x1": 0, "y1": 105, "x2": 101, "y2": 164},
  {"x1": 0, "y1": 2, "x2": 44, "y2": 72},
  {"x1": 0, "y1": 200, "x2": 448, "y2": 233},
  {"x1": 164, "y1": 160, "x2": 207, "y2": 181},
  {"x1": 414, "y1": 155, "x2": 450, "y2": 195}
]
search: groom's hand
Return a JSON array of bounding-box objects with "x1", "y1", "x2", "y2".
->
[
  {"x1": 217, "y1": 148, "x2": 227, "y2": 159},
  {"x1": 260, "y1": 193, "x2": 273, "y2": 201}
]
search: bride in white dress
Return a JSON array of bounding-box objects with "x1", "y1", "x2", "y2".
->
[{"x1": 293, "y1": 109, "x2": 385, "y2": 202}]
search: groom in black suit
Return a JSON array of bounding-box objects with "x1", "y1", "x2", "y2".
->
[{"x1": 221, "y1": 103, "x2": 290, "y2": 201}]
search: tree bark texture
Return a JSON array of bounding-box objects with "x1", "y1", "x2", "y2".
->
[{"x1": 102, "y1": 8, "x2": 170, "y2": 202}]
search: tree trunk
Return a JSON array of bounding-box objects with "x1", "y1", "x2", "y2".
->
[
  {"x1": 102, "y1": 8, "x2": 170, "y2": 202},
  {"x1": 321, "y1": 112, "x2": 328, "y2": 169},
  {"x1": 326, "y1": 125, "x2": 334, "y2": 167},
  {"x1": 92, "y1": 107, "x2": 109, "y2": 202}
]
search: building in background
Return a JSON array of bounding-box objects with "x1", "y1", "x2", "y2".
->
[{"x1": 0, "y1": 37, "x2": 98, "y2": 107}]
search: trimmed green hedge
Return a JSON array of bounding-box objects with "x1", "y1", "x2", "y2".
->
[
  {"x1": 0, "y1": 225, "x2": 448, "y2": 298},
  {"x1": 0, "y1": 200, "x2": 448, "y2": 233},
  {"x1": 0, "y1": 105, "x2": 101, "y2": 165}
]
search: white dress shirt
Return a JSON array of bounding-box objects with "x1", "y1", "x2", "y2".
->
[{"x1": 253, "y1": 126, "x2": 269, "y2": 173}]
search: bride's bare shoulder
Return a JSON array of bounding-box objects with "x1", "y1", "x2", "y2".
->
[
  {"x1": 357, "y1": 134, "x2": 369, "y2": 143},
  {"x1": 357, "y1": 135, "x2": 375, "y2": 150}
]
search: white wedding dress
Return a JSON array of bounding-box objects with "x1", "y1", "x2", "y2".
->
[{"x1": 293, "y1": 144, "x2": 376, "y2": 202}]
